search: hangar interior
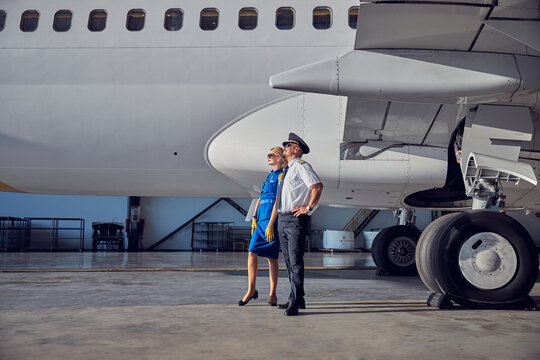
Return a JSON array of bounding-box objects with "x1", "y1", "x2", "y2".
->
[
  {"x1": 1, "y1": 193, "x2": 539, "y2": 360},
  {"x1": 1, "y1": 192, "x2": 539, "y2": 253}
]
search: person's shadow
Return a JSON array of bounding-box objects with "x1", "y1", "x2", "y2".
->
[{"x1": 296, "y1": 300, "x2": 453, "y2": 315}]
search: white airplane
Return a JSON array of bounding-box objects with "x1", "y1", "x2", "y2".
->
[{"x1": 1, "y1": 0, "x2": 539, "y2": 308}]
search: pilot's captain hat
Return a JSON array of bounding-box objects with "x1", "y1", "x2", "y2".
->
[{"x1": 283, "y1": 132, "x2": 310, "y2": 154}]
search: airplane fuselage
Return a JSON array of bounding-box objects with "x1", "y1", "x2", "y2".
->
[
  {"x1": 1, "y1": 0, "x2": 539, "y2": 211},
  {"x1": 0, "y1": 0, "x2": 357, "y2": 196}
]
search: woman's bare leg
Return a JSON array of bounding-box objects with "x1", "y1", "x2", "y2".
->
[
  {"x1": 242, "y1": 252, "x2": 258, "y2": 301},
  {"x1": 268, "y1": 257, "x2": 279, "y2": 303}
]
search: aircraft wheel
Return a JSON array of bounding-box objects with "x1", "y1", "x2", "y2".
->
[
  {"x1": 418, "y1": 210, "x2": 538, "y2": 307},
  {"x1": 416, "y1": 213, "x2": 460, "y2": 294},
  {"x1": 371, "y1": 225, "x2": 420, "y2": 275}
]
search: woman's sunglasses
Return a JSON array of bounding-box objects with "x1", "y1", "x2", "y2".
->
[{"x1": 267, "y1": 153, "x2": 277, "y2": 158}]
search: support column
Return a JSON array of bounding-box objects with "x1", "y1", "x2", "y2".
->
[
  {"x1": 127, "y1": 196, "x2": 143, "y2": 252},
  {"x1": 395, "y1": 208, "x2": 414, "y2": 226}
]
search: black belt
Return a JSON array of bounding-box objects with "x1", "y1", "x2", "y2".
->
[{"x1": 278, "y1": 212, "x2": 308, "y2": 218}]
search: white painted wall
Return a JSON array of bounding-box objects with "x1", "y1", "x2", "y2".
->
[
  {"x1": 140, "y1": 197, "x2": 252, "y2": 250},
  {"x1": 309, "y1": 208, "x2": 433, "y2": 248},
  {"x1": 312, "y1": 208, "x2": 540, "y2": 248}
]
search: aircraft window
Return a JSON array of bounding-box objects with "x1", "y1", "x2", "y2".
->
[
  {"x1": 20, "y1": 10, "x2": 39, "y2": 32},
  {"x1": 239, "y1": 8, "x2": 257, "y2": 30},
  {"x1": 88, "y1": 10, "x2": 107, "y2": 32},
  {"x1": 349, "y1": 7, "x2": 359, "y2": 29},
  {"x1": 0, "y1": 11, "x2": 5, "y2": 32},
  {"x1": 127, "y1": 9, "x2": 145, "y2": 31},
  {"x1": 200, "y1": 8, "x2": 219, "y2": 30},
  {"x1": 313, "y1": 7, "x2": 332, "y2": 30},
  {"x1": 165, "y1": 8, "x2": 183, "y2": 31},
  {"x1": 0, "y1": 11, "x2": 6, "y2": 32},
  {"x1": 53, "y1": 10, "x2": 72, "y2": 32},
  {"x1": 276, "y1": 7, "x2": 294, "y2": 30}
]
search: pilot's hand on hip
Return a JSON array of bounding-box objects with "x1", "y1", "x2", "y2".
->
[
  {"x1": 265, "y1": 227, "x2": 274, "y2": 242},
  {"x1": 293, "y1": 206, "x2": 309, "y2": 217}
]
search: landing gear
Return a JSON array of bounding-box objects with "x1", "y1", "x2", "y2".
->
[
  {"x1": 372, "y1": 225, "x2": 420, "y2": 276},
  {"x1": 415, "y1": 104, "x2": 539, "y2": 308},
  {"x1": 416, "y1": 210, "x2": 538, "y2": 308}
]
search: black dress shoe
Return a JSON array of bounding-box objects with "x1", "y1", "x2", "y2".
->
[
  {"x1": 284, "y1": 303, "x2": 299, "y2": 316},
  {"x1": 278, "y1": 301, "x2": 305, "y2": 309},
  {"x1": 238, "y1": 290, "x2": 258, "y2": 306}
]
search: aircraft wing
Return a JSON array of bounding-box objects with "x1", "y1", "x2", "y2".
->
[
  {"x1": 270, "y1": 0, "x2": 540, "y2": 148},
  {"x1": 354, "y1": 0, "x2": 540, "y2": 54},
  {"x1": 348, "y1": 0, "x2": 540, "y2": 146}
]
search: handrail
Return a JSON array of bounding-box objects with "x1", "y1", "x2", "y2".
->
[
  {"x1": 146, "y1": 197, "x2": 247, "y2": 250},
  {"x1": 343, "y1": 209, "x2": 370, "y2": 232},
  {"x1": 343, "y1": 209, "x2": 379, "y2": 237}
]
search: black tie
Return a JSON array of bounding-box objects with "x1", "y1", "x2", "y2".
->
[{"x1": 275, "y1": 166, "x2": 288, "y2": 212}]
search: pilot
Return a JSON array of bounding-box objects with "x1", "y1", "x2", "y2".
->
[{"x1": 266, "y1": 133, "x2": 323, "y2": 316}]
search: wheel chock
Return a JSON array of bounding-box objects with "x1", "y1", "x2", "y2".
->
[{"x1": 427, "y1": 293, "x2": 454, "y2": 309}]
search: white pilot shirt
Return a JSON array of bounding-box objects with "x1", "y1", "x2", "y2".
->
[{"x1": 278, "y1": 157, "x2": 322, "y2": 213}]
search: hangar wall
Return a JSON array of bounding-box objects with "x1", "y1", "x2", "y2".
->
[
  {"x1": 140, "y1": 197, "x2": 253, "y2": 250},
  {"x1": 0, "y1": 192, "x2": 126, "y2": 250},
  {"x1": 1, "y1": 192, "x2": 538, "y2": 250},
  {"x1": 0, "y1": 193, "x2": 363, "y2": 250}
]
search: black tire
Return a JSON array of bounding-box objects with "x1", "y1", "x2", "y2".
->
[
  {"x1": 426, "y1": 210, "x2": 538, "y2": 306},
  {"x1": 371, "y1": 225, "x2": 421, "y2": 275},
  {"x1": 416, "y1": 213, "x2": 461, "y2": 294}
]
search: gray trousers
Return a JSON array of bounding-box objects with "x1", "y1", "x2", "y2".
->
[{"x1": 278, "y1": 213, "x2": 308, "y2": 306}]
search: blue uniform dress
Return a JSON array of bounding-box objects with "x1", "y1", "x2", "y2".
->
[{"x1": 248, "y1": 168, "x2": 283, "y2": 259}]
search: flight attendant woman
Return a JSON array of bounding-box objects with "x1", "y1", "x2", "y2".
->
[{"x1": 238, "y1": 147, "x2": 287, "y2": 306}]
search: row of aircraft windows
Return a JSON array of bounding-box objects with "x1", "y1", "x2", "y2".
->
[{"x1": 0, "y1": 7, "x2": 360, "y2": 33}]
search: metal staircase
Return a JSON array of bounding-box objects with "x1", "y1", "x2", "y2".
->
[
  {"x1": 146, "y1": 197, "x2": 247, "y2": 250},
  {"x1": 342, "y1": 209, "x2": 379, "y2": 238}
]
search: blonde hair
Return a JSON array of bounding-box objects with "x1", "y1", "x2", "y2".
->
[{"x1": 270, "y1": 146, "x2": 288, "y2": 168}]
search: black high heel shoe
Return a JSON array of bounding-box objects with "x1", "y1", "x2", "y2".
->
[
  {"x1": 238, "y1": 290, "x2": 258, "y2": 306},
  {"x1": 268, "y1": 299, "x2": 277, "y2": 306}
]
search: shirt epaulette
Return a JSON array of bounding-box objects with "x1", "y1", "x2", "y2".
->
[{"x1": 297, "y1": 160, "x2": 306, "y2": 165}]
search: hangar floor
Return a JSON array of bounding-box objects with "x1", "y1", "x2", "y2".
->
[
  {"x1": 1, "y1": 251, "x2": 539, "y2": 360},
  {"x1": 0, "y1": 250, "x2": 375, "y2": 271}
]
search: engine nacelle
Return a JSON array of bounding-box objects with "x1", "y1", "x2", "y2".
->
[{"x1": 270, "y1": 50, "x2": 540, "y2": 104}]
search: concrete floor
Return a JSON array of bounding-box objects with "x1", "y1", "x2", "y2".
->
[
  {"x1": 1, "y1": 251, "x2": 539, "y2": 360},
  {"x1": 0, "y1": 251, "x2": 375, "y2": 271}
]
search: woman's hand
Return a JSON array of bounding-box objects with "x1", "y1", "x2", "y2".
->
[
  {"x1": 265, "y1": 226, "x2": 274, "y2": 242},
  {"x1": 250, "y1": 217, "x2": 257, "y2": 235}
]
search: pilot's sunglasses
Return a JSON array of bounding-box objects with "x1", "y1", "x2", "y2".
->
[
  {"x1": 283, "y1": 143, "x2": 292, "y2": 148},
  {"x1": 267, "y1": 153, "x2": 276, "y2": 158}
]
